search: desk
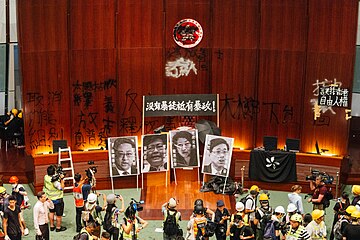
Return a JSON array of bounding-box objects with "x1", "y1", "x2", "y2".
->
[{"x1": 249, "y1": 150, "x2": 297, "y2": 182}]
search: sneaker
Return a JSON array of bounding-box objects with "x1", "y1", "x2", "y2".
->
[
  {"x1": 24, "y1": 228, "x2": 29, "y2": 236},
  {"x1": 56, "y1": 226, "x2": 67, "y2": 232},
  {"x1": 50, "y1": 226, "x2": 55, "y2": 231}
]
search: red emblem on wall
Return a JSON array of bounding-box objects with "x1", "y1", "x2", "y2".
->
[{"x1": 173, "y1": 19, "x2": 203, "y2": 48}]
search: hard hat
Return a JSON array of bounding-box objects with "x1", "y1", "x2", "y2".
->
[
  {"x1": 194, "y1": 204, "x2": 204, "y2": 215},
  {"x1": 194, "y1": 199, "x2": 203, "y2": 206},
  {"x1": 311, "y1": 209, "x2": 324, "y2": 220},
  {"x1": 346, "y1": 205, "x2": 357, "y2": 215},
  {"x1": 236, "y1": 202, "x2": 245, "y2": 212},
  {"x1": 352, "y1": 185, "x2": 360, "y2": 195},
  {"x1": 18, "y1": 112, "x2": 23, "y2": 119},
  {"x1": 259, "y1": 193, "x2": 269, "y2": 201},
  {"x1": 106, "y1": 194, "x2": 116, "y2": 204},
  {"x1": 11, "y1": 108, "x2": 18, "y2": 116},
  {"x1": 9, "y1": 176, "x2": 19, "y2": 184},
  {"x1": 287, "y1": 203, "x2": 297, "y2": 213},
  {"x1": 88, "y1": 193, "x2": 97, "y2": 203},
  {"x1": 0, "y1": 186, "x2": 6, "y2": 194},
  {"x1": 168, "y1": 198, "x2": 177, "y2": 208},
  {"x1": 274, "y1": 206, "x2": 285, "y2": 214},
  {"x1": 249, "y1": 185, "x2": 260, "y2": 193},
  {"x1": 351, "y1": 210, "x2": 360, "y2": 219},
  {"x1": 290, "y1": 213, "x2": 303, "y2": 222}
]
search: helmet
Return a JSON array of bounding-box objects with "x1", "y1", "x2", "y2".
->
[
  {"x1": 259, "y1": 193, "x2": 269, "y2": 201},
  {"x1": 107, "y1": 194, "x2": 116, "y2": 204},
  {"x1": 287, "y1": 203, "x2": 297, "y2": 213},
  {"x1": 18, "y1": 112, "x2": 23, "y2": 119},
  {"x1": 88, "y1": 193, "x2": 97, "y2": 203},
  {"x1": 168, "y1": 198, "x2": 177, "y2": 208},
  {"x1": 250, "y1": 185, "x2": 260, "y2": 193},
  {"x1": 351, "y1": 210, "x2": 360, "y2": 219},
  {"x1": 236, "y1": 202, "x2": 245, "y2": 212},
  {"x1": 11, "y1": 108, "x2": 18, "y2": 116},
  {"x1": 194, "y1": 199, "x2": 203, "y2": 207},
  {"x1": 9, "y1": 176, "x2": 19, "y2": 184},
  {"x1": 311, "y1": 209, "x2": 324, "y2": 220},
  {"x1": 290, "y1": 213, "x2": 303, "y2": 222},
  {"x1": 0, "y1": 186, "x2": 6, "y2": 194},
  {"x1": 194, "y1": 204, "x2": 204, "y2": 215},
  {"x1": 274, "y1": 206, "x2": 285, "y2": 214},
  {"x1": 346, "y1": 205, "x2": 357, "y2": 215},
  {"x1": 352, "y1": 185, "x2": 360, "y2": 195}
]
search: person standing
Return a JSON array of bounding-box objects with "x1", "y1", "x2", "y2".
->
[
  {"x1": 342, "y1": 210, "x2": 360, "y2": 239},
  {"x1": 162, "y1": 198, "x2": 182, "y2": 240},
  {"x1": 3, "y1": 195, "x2": 23, "y2": 240},
  {"x1": 103, "y1": 193, "x2": 124, "y2": 240},
  {"x1": 308, "y1": 175, "x2": 327, "y2": 210},
  {"x1": 83, "y1": 193, "x2": 107, "y2": 238},
  {"x1": 245, "y1": 185, "x2": 259, "y2": 236},
  {"x1": 285, "y1": 214, "x2": 311, "y2": 240},
  {"x1": 305, "y1": 209, "x2": 327, "y2": 240},
  {"x1": 351, "y1": 185, "x2": 360, "y2": 210},
  {"x1": 288, "y1": 185, "x2": 304, "y2": 215},
  {"x1": 214, "y1": 200, "x2": 230, "y2": 240},
  {"x1": 73, "y1": 173, "x2": 92, "y2": 232},
  {"x1": 43, "y1": 165, "x2": 66, "y2": 232},
  {"x1": 9, "y1": 176, "x2": 29, "y2": 236},
  {"x1": 33, "y1": 191, "x2": 54, "y2": 240}
]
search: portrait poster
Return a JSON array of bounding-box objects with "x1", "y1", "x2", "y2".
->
[
  {"x1": 108, "y1": 136, "x2": 139, "y2": 177},
  {"x1": 201, "y1": 135, "x2": 234, "y2": 177},
  {"x1": 141, "y1": 133, "x2": 169, "y2": 173},
  {"x1": 169, "y1": 129, "x2": 200, "y2": 168}
]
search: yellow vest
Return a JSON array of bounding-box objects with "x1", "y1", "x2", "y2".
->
[
  {"x1": 43, "y1": 175, "x2": 63, "y2": 200},
  {"x1": 80, "y1": 228, "x2": 94, "y2": 240}
]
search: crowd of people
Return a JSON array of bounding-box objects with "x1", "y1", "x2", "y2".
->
[{"x1": 1, "y1": 165, "x2": 360, "y2": 239}]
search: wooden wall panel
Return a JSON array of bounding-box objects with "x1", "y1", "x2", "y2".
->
[
  {"x1": 308, "y1": 0, "x2": 359, "y2": 53},
  {"x1": 17, "y1": 0, "x2": 68, "y2": 52},
  {"x1": 164, "y1": 0, "x2": 211, "y2": 95},
  {"x1": 301, "y1": 53, "x2": 354, "y2": 155},
  {"x1": 69, "y1": 0, "x2": 116, "y2": 50},
  {"x1": 21, "y1": 52, "x2": 70, "y2": 154},
  {"x1": 69, "y1": 50, "x2": 117, "y2": 150},
  {"x1": 256, "y1": 51, "x2": 306, "y2": 148}
]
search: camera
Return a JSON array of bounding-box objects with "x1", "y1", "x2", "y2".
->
[
  {"x1": 85, "y1": 161, "x2": 98, "y2": 186},
  {"x1": 305, "y1": 169, "x2": 334, "y2": 184},
  {"x1": 51, "y1": 165, "x2": 65, "y2": 182},
  {"x1": 128, "y1": 198, "x2": 144, "y2": 219}
]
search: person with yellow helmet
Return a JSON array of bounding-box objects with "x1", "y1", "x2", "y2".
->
[
  {"x1": 253, "y1": 193, "x2": 273, "y2": 239},
  {"x1": 342, "y1": 210, "x2": 360, "y2": 239},
  {"x1": 351, "y1": 185, "x2": 360, "y2": 211},
  {"x1": 333, "y1": 205, "x2": 357, "y2": 240},
  {"x1": 285, "y1": 213, "x2": 311, "y2": 240},
  {"x1": 305, "y1": 209, "x2": 327, "y2": 239},
  {"x1": 244, "y1": 185, "x2": 260, "y2": 237},
  {"x1": 9, "y1": 176, "x2": 29, "y2": 236},
  {"x1": 4, "y1": 108, "x2": 18, "y2": 126},
  {"x1": 0, "y1": 186, "x2": 10, "y2": 213}
]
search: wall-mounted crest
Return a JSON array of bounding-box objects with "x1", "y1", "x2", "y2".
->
[{"x1": 173, "y1": 19, "x2": 203, "y2": 48}]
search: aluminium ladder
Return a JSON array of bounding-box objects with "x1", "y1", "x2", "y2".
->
[{"x1": 58, "y1": 147, "x2": 75, "y2": 191}]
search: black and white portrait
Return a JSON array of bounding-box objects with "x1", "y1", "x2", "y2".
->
[
  {"x1": 169, "y1": 129, "x2": 199, "y2": 168},
  {"x1": 202, "y1": 135, "x2": 234, "y2": 177},
  {"x1": 141, "y1": 134, "x2": 169, "y2": 173},
  {"x1": 108, "y1": 136, "x2": 139, "y2": 177}
]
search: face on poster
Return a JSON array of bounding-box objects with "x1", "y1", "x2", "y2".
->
[
  {"x1": 108, "y1": 136, "x2": 139, "y2": 177},
  {"x1": 169, "y1": 129, "x2": 200, "y2": 168},
  {"x1": 202, "y1": 135, "x2": 234, "y2": 177},
  {"x1": 141, "y1": 134, "x2": 169, "y2": 173}
]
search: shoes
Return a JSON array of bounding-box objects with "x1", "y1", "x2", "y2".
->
[
  {"x1": 56, "y1": 226, "x2": 67, "y2": 232},
  {"x1": 24, "y1": 228, "x2": 29, "y2": 236},
  {"x1": 50, "y1": 226, "x2": 55, "y2": 231}
]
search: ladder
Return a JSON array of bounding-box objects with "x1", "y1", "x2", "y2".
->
[{"x1": 58, "y1": 147, "x2": 75, "y2": 191}]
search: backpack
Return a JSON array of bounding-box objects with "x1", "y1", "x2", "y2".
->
[
  {"x1": 163, "y1": 210, "x2": 179, "y2": 236},
  {"x1": 73, "y1": 232, "x2": 87, "y2": 240},
  {"x1": 259, "y1": 208, "x2": 273, "y2": 231},
  {"x1": 262, "y1": 220, "x2": 276, "y2": 240},
  {"x1": 194, "y1": 218, "x2": 207, "y2": 239},
  {"x1": 333, "y1": 216, "x2": 348, "y2": 240},
  {"x1": 240, "y1": 195, "x2": 254, "y2": 209},
  {"x1": 103, "y1": 206, "x2": 116, "y2": 232},
  {"x1": 322, "y1": 189, "x2": 333, "y2": 209}
]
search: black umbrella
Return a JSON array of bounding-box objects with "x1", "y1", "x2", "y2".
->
[{"x1": 195, "y1": 119, "x2": 221, "y2": 143}]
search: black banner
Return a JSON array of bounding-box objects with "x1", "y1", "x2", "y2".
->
[
  {"x1": 144, "y1": 94, "x2": 217, "y2": 117},
  {"x1": 249, "y1": 150, "x2": 297, "y2": 182}
]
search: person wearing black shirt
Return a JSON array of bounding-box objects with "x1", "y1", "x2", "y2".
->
[
  {"x1": 330, "y1": 192, "x2": 350, "y2": 240},
  {"x1": 343, "y1": 210, "x2": 360, "y2": 239},
  {"x1": 227, "y1": 214, "x2": 254, "y2": 240},
  {"x1": 214, "y1": 200, "x2": 230, "y2": 240},
  {"x1": 3, "y1": 195, "x2": 23, "y2": 240}
]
